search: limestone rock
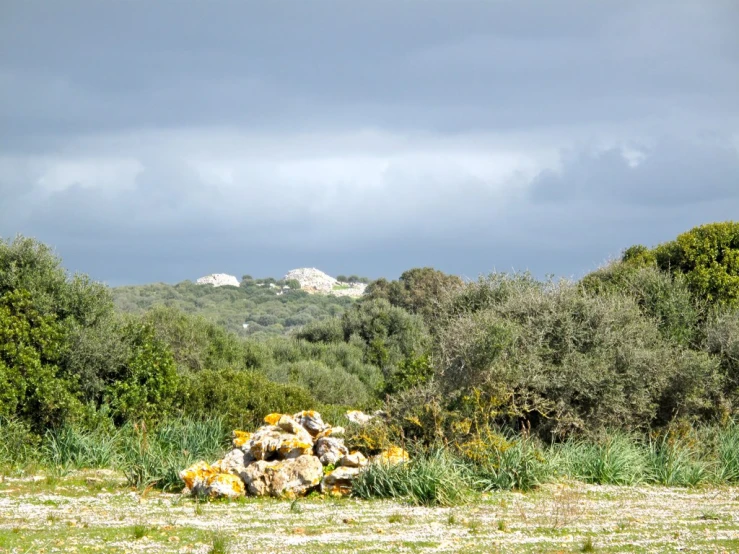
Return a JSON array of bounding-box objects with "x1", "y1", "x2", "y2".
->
[
  {"x1": 243, "y1": 456, "x2": 323, "y2": 497},
  {"x1": 195, "y1": 273, "x2": 240, "y2": 287},
  {"x1": 232, "y1": 430, "x2": 251, "y2": 449},
  {"x1": 315, "y1": 426, "x2": 345, "y2": 439},
  {"x1": 271, "y1": 455, "x2": 323, "y2": 497},
  {"x1": 293, "y1": 411, "x2": 329, "y2": 437},
  {"x1": 277, "y1": 414, "x2": 304, "y2": 435},
  {"x1": 179, "y1": 461, "x2": 215, "y2": 494},
  {"x1": 346, "y1": 410, "x2": 374, "y2": 425},
  {"x1": 207, "y1": 473, "x2": 245, "y2": 499},
  {"x1": 213, "y1": 448, "x2": 250, "y2": 478},
  {"x1": 321, "y1": 466, "x2": 361, "y2": 496},
  {"x1": 314, "y1": 437, "x2": 349, "y2": 466},
  {"x1": 339, "y1": 451, "x2": 368, "y2": 468},
  {"x1": 246, "y1": 423, "x2": 313, "y2": 461},
  {"x1": 241, "y1": 460, "x2": 275, "y2": 496},
  {"x1": 284, "y1": 268, "x2": 337, "y2": 292}
]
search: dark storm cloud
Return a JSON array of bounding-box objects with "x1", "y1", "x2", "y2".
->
[
  {"x1": 530, "y1": 138, "x2": 739, "y2": 207},
  {"x1": 0, "y1": 1, "x2": 738, "y2": 283}
]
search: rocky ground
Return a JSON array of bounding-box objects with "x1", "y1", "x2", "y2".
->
[{"x1": 0, "y1": 471, "x2": 737, "y2": 553}]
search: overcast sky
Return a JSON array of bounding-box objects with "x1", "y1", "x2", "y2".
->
[{"x1": 1, "y1": 1, "x2": 738, "y2": 285}]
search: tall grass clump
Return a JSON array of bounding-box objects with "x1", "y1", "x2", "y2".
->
[
  {"x1": 0, "y1": 417, "x2": 39, "y2": 471},
  {"x1": 554, "y1": 433, "x2": 648, "y2": 485},
  {"x1": 714, "y1": 422, "x2": 739, "y2": 484},
  {"x1": 645, "y1": 434, "x2": 707, "y2": 486},
  {"x1": 467, "y1": 437, "x2": 551, "y2": 492},
  {"x1": 43, "y1": 426, "x2": 122, "y2": 470},
  {"x1": 120, "y1": 417, "x2": 228, "y2": 490},
  {"x1": 352, "y1": 449, "x2": 472, "y2": 506}
]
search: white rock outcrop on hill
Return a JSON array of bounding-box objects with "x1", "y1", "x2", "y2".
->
[
  {"x1": 196, "y1": 273, "x2": 240, "y2": 287},
  {"x1": 284, "y1": 268, "x2": 337, "y2": 292},
  {"x1": 284, "y1": 268, "x2": 367, "y2": 297}
]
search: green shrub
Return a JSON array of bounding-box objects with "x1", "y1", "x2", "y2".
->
[
  {"x1": 364, "y1": 267, "x2": 464, "y2": 326},
  {"x1": 0, "y1": 417, "x2": 40, "y2": 469},
  {"x1": 176, "y1": 368, "x2": 317, "y2": 430},
  {"x1": 0, "y1": 289, "x2": 82, "y2": 431},
  {"x1": 105, "y1": 322, "x2": 179, "y2": 424},
  {"x1": 653, "y1": 221, "x2": 739, "y2": 306},
  {"x1": 704, "y1": 309, "x2": 739, "y2": 409},
  {"x1": 581, "y1": 264, "x2": 701, "y2": 346},
  {"x1": 266, "y1": 360, "x2": 371, "y2": 406},
  {"x1": 714, "y1": 422, "x2": 739, "y2": 483}
]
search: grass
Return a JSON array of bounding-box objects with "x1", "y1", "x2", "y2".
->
[
  {"x1": 553, "y1": 433, "x2": 648, "y2": 485},
  {"x1": 581, "y1": 536, "x2": 596, "y2": 552},
  {"x1": 352, "y1": 449, "x2": 473, "y2": 506},
  {"x1": 132, "y1": 523, "x2": 149, "y2": 539},
  {"x1": 209, "y1": 530, "x2": 231, "y2": 554}
]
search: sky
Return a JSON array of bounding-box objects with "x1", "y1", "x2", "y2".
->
[{"x1": 1, "y1": 1, "x2": 738, "y2": 286}]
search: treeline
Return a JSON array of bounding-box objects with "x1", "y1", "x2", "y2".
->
[
  {"x1": 1, "y1": 222, "x2": 738, "y2": 483},
  {"x1": 112, "y1": 278, "x2": 353, "y2": 337}
]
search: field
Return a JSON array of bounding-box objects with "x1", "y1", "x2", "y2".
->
[{"x1": 0, "y1": 471, "x2": 737, "y2": 553}]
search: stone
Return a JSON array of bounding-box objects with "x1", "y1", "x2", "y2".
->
[
  {"x1": 246, "y1": 423, "x2": 312, "y2": 461},
  {"x1": 242, "y1": 460, "x2": 279, "y2": 496},
  {"x1": 339, "y1": 451, "x2": 368, "y2": 468},
  {"x1": 207, "y1": 473, "x2": 245, "y2": 499},
  {"x1": 293, "y1": 410, "x2": 329, "y2": 437},
  {"x1": 263, "y1": 413, "x2": 284, "y2": 425},
  {"x1": 277, "y1": 414, "x2": 304, "y2": 435},
  {"x1": 271, "y1": 455, "x2": 323, "y2": 497},
  {"x1": 243, "y1": 456, "x2": 323, "y2": 497},
  {"x1": 314, "y1": 437, "x2": 349, "y2": 466},
  {"x1": 315, "y1": 426, "x2": 345, "y2": 439},
  {"x1": 374, "y1": 446, "x2": 410, "y2": 466},
  {"x1": 179, "y1": 461, "x2": 216, "y2": 493},
  {"x1": 346, "y1": 410, "x2": 374, "y2": 425},
  {"x1": 321, "y1": 466, "x2": 361, "y2": 496},
  {"x1": 232, "y1": 430, "x2": 251, "y2": 449},
  {"x1": 195, "y1": 273, "x2": 240, "y2": 287},
  {"x1": 213, "y1": 448, "x2": 249, "y2": 478},
  {"x1": 277, "y1": 437, "x2": 314, "y2": 459}
]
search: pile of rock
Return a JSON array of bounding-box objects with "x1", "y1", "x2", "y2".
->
[
  {"x1": 195, "y1": 273, "x2": 240, "y2": 287},
  {"x1": 179, "y1": 411, "x2": 408, "y2": 499}
]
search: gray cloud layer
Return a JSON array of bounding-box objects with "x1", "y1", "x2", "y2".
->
[{"x1": 1, "y1": 1, "x2": 738, "y2": 284}]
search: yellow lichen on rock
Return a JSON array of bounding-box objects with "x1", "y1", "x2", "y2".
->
[
  {"x1": 232, "y1": 430, "x2": 252, "y2": 448},
  {"x1": 278, "y1": 438, "x2": 313, "y2": 458},
  {"x1": 263, "y1": 413, "x2": 284, "y2": 425},
  {"x1": 376, "y1": 446, "x2": 410, "y2": 466},
  {"x1": 179, "y1": 461, "x2": 217, "y2": 490},
  {"x1": 206, "y1": 473, "x2": 245, "y2": 499}
]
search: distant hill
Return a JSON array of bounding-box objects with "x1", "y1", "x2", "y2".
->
[{"x1": 112, "y1": 278, "x2": 356, "y2": 338}]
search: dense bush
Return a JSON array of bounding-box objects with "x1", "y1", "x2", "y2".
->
[
  {"x1": 365, "y1": 267, "x2": 463, "y2": 325},
  {"x1": 626, "y1": 221, "x2": 739, "y2": 306},
  {"x1": 435, "y1": 275, "x2": 725, "y2": 436},
  {"x1": 581, "y1": 264, "x2": 702, "y2": 346},
  {"x1": 175, "y1": 368, "x2": 318, "y2": 430}
]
